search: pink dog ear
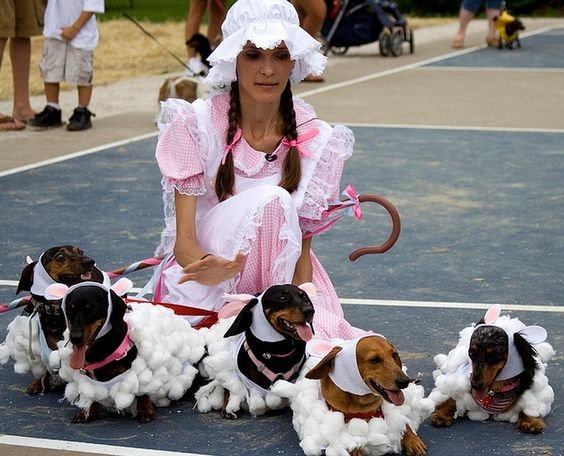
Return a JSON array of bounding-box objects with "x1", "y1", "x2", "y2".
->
[
  {"x1": 111, "y1": 278, "x2": 133, "y2": 296},
  {"x1": 518, "y1": 326, "x2": 547, "y2": 345},
  {"x1": 298, "y1": 282, "x2": 316, "y2": 298},
  {"x1": 222, "y1": 293, "x2": 255, "y2": 303},
  {"x1": 45, "y1": 283, "x2": 69, "y2": 300},
  {"x1": 218, "y1": 300, "x2": 248, "y2": 320},
  {"x1": 483, "y1": 304, "x2": 501, "y2": 324},
  {"x1": 306, "y1": 338, "x2": 337, "y2": 358}
]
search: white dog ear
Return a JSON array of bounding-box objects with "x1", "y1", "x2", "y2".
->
[
  {"x1": 483, "y1": 304, "x2": 501, "y2": 324},
  {"x1": 110, "y1": 278, "x2": 133, "y2": 296},
  {"x1": 518, "y1": 326, "x2": 547, "y2": 345},
  {"x1": 222, "y1": 293, "x2": 255, "y2": 304},
  {"x1": 298, "y1": 282, "x2": 316, "y2": 298},
  {"x1": 26, "y1": 255, "x2": 34, "y2": 264},
  {"x1": 45, "y1": 283, "x2": 69, "y2": 300}
]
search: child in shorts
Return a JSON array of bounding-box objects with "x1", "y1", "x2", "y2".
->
[{"x1": 30, "y1": 0, "x2": 105, "y2": 131}]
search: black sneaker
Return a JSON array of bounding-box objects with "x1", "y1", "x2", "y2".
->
[
  {"x1": 67, "y1": 107, "x2": 95, "y2": 131},
  {"x1": 29, "y1": 105, "x2": 63, "y2": 128}
]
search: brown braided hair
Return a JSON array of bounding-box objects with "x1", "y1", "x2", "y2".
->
[{"x1": 215, "y1": 81, "x2": 301, "y2": 202}]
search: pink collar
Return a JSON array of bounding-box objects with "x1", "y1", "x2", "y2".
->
[
  {"x1": 243, "y1": 340, "x2": 304, "y2": 383},
  {"x1": 84, "y1": 324, "x2": 133, "y2": 373}
]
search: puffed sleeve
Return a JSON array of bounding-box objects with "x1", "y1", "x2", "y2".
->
[
  {"x1": 299, "y1": 123, "x2": 355, "y2": 234},
  {"x1": 155, "y1": 98, "x2": 207, "y2": 196}
]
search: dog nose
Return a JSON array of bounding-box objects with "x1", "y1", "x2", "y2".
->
[
  {"x1": 82, "y1": 257, "x2": 95, "y2": 268},
  {"x1": 395, "y1": 376, "x2": 410, "y2": 390}
]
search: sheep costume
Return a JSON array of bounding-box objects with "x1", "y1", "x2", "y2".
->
[
  {"x1": 271, "y1": 337, "x2": 435, "y2": 456},
  {"x1": 46, "y1": 278, "x2": 206, "y2": 416},
  {"x1": 429, "y1": 305, "x2": 555, "y2": 424},
  {"x1": 0, "y1": 256, "x2": 110, "y2": 385},
  {"x1": 195, "y1": 284, "x2": 317, "y2": 417}
]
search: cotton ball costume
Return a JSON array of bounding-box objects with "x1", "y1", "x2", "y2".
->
[
  {"x1": 0, "y1": 255, "x2": 109, "y2": 386},
  {"x1": 272, "y1": 337, "x2": 434, "y2": 456},
  {"x1": 195, "y1": 284, "x2": 316, "y2": 417},
  {"x1": 429, "y1": 305, "x2": 554, "y2": 424},
  {"x1": 46, "y1": 278, "x2": 206, "y2": 418}
]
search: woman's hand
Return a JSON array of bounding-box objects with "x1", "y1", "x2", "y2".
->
[{"x1": 178, "y1": 252, "x2": 246, "y2": 286}]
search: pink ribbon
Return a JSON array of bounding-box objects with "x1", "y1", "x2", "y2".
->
[
  {"x1": 282, "y1": 127, "x2": 319, "y2": 157},
  {"x1": 221, "y1": 128, "x2": 242, "y2": 165},
  {"x1": 342, "y1": 184, "x2": 363, "y2": 220}
]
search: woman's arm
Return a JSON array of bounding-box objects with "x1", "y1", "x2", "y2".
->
[
  {"x1": 174, "y1": 191, "x2": 246, "y2": 286},
  {"x1": 292, "y1": 236, "x2": 313, "y2": 285}
]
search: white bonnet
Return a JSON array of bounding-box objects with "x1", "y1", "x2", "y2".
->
[{"x1": 205, "y1": 0, "x2": 327, "y2": 87}]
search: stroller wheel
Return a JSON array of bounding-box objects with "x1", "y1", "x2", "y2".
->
[
  {"x1": 379, "y1": 31, "x2": 391, "y2": 57},
  {"x1": 331, "y1": 46, "x2": 349, "y2": 55},
  {"x1": 390, "y1": 30, "x2": 404, "y2": 57},
  {"x1": 408, "y1": 29, "x2": 415, "y2": 54}
]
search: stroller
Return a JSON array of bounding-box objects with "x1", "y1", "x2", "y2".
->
[{"x1": 321, "y1": 0, "x2": 414, "y2": 57}]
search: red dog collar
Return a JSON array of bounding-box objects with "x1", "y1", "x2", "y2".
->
[{"x1": 327, "y1": 402, "x2": 384, "y2": 421}]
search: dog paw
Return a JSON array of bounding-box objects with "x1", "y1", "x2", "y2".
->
[
  {"x1": 402, "y1": 425, "x2": 427, "y2": 456},
  {"x1": 26, "y1": 379, "x2": 45, "y2": 395},
  {"x1": 431, "y1": 411, "x2": 455, "y2": 427},
  {"x1": 137, "y1": 412, "x2": 156, "y2": 423},
  {"x1": 518, "y1": 413, "x2": 545, "y2": 434},
  {"x1": 221, "y1": 409, "x2": 239, "y2": 420}
]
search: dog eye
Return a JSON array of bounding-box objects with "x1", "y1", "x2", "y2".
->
[
  {"x1": 370, "y1": 356, "x2": 383, "y2": 364},
  {"x1": 55, "y1": 253, "x2": 65, "y2": 261}
]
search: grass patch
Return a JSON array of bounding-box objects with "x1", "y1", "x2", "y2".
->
[{"x1": 103, "y1": 0, "x2": 188, "y2": 22}]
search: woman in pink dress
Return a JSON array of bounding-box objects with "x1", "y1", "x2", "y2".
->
[{"x1": 153, "y1": 0, "x2": 366, "y2": 340}]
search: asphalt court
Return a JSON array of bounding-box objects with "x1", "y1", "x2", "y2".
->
[{"x1": 1, "y1": 26, "x2": 563, "y2": 456}]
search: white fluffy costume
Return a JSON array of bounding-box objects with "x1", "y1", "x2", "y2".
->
[
  {"x1": 0, "y1": 256, "x2": 109, "y2": 385},
  {"x1": 429, "y1": 305, "x2": 555, "y2": 424},
  {"x1": 271, "y1": 337, "x2": 434, "y2": 456},
  {"x1": 46, "y1": 279, "x2": 206, "y2": 417},
  {"x1": 195, "y1": 284, "x2": 315, "y2": 417}
]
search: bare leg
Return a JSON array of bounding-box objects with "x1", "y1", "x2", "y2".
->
[
  {"x1": 77, "y1": 85, "x2": 92, "y2": 107},
  {"x1": 0, "y1": 38, "x2": 6, "y2": 70},
  {"x1": 207, "y1": 0, "x2": 227, "y2": 47},
  {"x1": 44, "y1": 82, "x2": 60, "y2": 105},
  {"x1": 10, "y1": 37, "x2": 36, "y2": 121},
  {"x1": 185, "y1": 0, "x2": 208, "y2": 58},
  {"x1": 452, "y1": 6, "x2": 474, "y2": 48},
  {"x1": 486, "y1": 7, "x2": 500, "y2": 44},
  {"x1": 292, "y1": 0, "x2": 326, "y2": 38}
]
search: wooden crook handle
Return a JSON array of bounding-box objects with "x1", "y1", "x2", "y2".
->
[{"x1": 348, "y1": 194, "x2": 401, "y2": 261}]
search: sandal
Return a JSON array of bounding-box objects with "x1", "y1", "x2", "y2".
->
[
  {"x1": 486, "y1": 36, "x2": 500, "y2": 47},
  {"x1": 451, "y1": 37, "x2": 464, "y2": 49},
  {"x1": 0, "y1": 118, "x2": 27, "y2": 131},
  {"x1": 0, "y1": 114, "x2": 14, "y2": 124}
]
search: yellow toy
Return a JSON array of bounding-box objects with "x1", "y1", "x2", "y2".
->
[{"x1": 494, "y1": 4, "x2": 525, "y2": 49}]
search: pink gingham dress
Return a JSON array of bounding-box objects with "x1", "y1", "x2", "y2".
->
[{"x1": 154, "y1": 93, "x2": 367, "y2": 339}]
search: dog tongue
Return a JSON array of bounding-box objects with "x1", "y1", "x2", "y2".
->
[
  {"x1": 295, "y1": 323, "x2": 313, "y2": 342},
  {"x1": 387, "y1": 390, "x2": 405, "y2": 406},
  {"x1": 70, "y1": 345, "x2": 87, "y2": 369}
]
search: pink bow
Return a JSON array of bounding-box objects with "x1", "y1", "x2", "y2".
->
[
  {"x1": 342, "y1": 184, "x2": 363, "y2": 220},
  {"x1": 221, "y1": 128, "x2": 242, "y2": 165},
  {"x1": 282, "y1": 127, "x2": 319, "y2": 157}
]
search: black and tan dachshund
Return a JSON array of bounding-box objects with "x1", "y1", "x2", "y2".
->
[
  {"x1": 431, "y1": 306, "x2": 553, "y2": 434},
  {"x1": 16, "y1": 245, "x2": 105, "y2": 394},
  {"x1": 62, "y1": 283, "x2": 153, "y2": 423},
  {"x1": 221, "y1": 283, "x2": 315, "y2": 417}
]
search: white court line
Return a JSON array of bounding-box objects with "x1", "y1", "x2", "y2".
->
[
  {"x1": 418, "y1": 66, "x2": 564, "y2": 73},
  {"x1": 298, "y1": 25, "x2": 560, "y2": 99},
  {"x1": 1, "y1": 280, "x2": 561, "y2": 313},
  {"x1": 0, "y1": 435, "x2": 206, "y2": 456},
  {"x1": 0, "y1": 131, "x2": 158, "y2": 178},
  {"x1": 336, "y1": 122, "x2": 564, "y2": 134}
]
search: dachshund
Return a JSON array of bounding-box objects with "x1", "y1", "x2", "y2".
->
[
  {"x1": 194, "y1": 283, "x2": 315, "y2": 418},
  {"x1": 46, "y1": 278, "x2": 205, "y2": 424},
  {"x1": 305, "y1": 335, "x2": 427, "y2": 456},
  {"x1": 430, "y1": 305, "x2": 554, "y2": 434},
  {"x1": 0, "y1": 245, "x2": 107, "y2": 395}
]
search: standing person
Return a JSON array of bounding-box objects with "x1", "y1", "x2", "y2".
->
[
  {"x1": 291, "y1": 0, "x2": 327, "y2": 82},
  {"x1": 452, "y1": 0, "x2": 501, "y2": 49},
  {"x1": 184, "y1": 0, "x2": 226, "y2": 72},
  {"x1": 29, "y1": 0, "x2": 104, "y2": 131},
  {"x1": 0, "y1": 0, "x2": 45, "y2": 132},
  {"x1": 153, "y1": 0, "x2": 366, "y2": 339}
]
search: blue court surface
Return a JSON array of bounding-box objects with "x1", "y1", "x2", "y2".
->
[{"x1": 1, "y1": 27, "x2": 563, "y2": 456}]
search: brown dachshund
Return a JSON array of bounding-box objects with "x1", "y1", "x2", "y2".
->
[
  {"x1": 306, "y1": 335, "x2": 427, "y2": 456},
  {"x1": 15, "y1": 245, "x2": 106, "y2": 394}
]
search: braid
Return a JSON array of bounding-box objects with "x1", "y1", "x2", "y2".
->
[
  {"x1": 279, "y1": 81, "x2": 301, "y2": 193},
  {"x1": 216, "y1": 82, "x2": 239, "y2": 201}
]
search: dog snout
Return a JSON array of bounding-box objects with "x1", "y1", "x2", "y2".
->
[
  {"x1": 82, "y1": 256, "x2": 95, "y2": 270},
  {"x1": 395, "y1": 372, "x2": 411, "y2": 390},
  {"x1": 470, "y1": 375, "x2": 484, "y2": 391},
  {"x1": 302, "y1": 304, "x2": 314, "y2": 322},
  {"x1": 69, "y1": 326, "x2": 85, "y2": 346}
]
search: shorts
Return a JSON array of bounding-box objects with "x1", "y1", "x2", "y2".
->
[
  {"x1": 39, "y1": 38, "x2": 94, "y2": 86},
  {"x1": 0, "y1": 0, "x2": 45, "y2": 38},
  {"x1": 461, "y1": 0, "x2": 502, "y2": 13}
]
